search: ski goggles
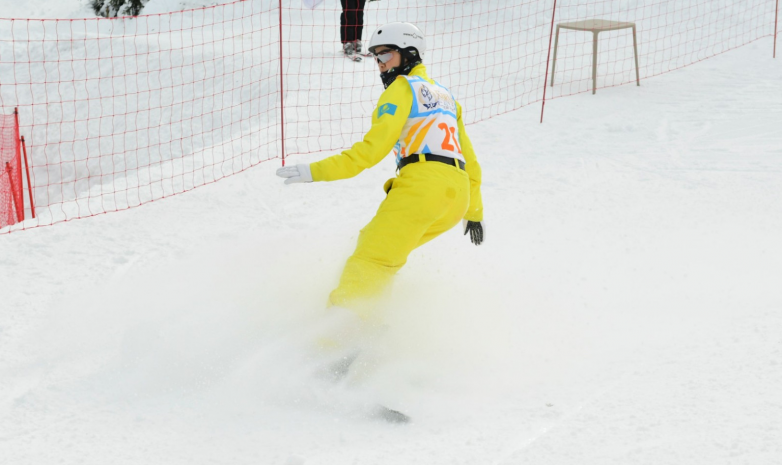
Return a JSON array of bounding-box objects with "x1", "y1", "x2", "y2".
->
[{"x1": 372, "y1": 50, "x2": 396, "y2": 64}]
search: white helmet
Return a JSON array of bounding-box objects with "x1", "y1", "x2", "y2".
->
[{"x1": 368, "y1": 22, "x2": 426, "y2": 60}]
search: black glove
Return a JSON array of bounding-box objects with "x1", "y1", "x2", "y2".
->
[{"x1": 463, "y1": 221, "x2": 484, "y2": 246}]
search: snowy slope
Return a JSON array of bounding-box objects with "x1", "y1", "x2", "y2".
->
[
  {"x1": 2, "y1": 1, "x2": 782, "y2": 465},
  {"x1": 0, "y1": 0, "x2": 221, "y2": 19}
]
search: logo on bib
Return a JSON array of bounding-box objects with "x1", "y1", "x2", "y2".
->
[{"x1": 420, "y1": 85, "x2": 438, "y2": 110}]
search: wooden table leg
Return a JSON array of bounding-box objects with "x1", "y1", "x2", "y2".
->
[
  {"x1": 592, "y1": 31, "x2": 598, "y2": 94},
  {"x1": 632, "y1": 25, "x2": 640, "y2": 86},
  {"x1": 550, "y1": 25, "x2": 560, "y2": 87}
]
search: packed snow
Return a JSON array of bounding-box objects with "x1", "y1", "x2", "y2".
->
[{"x1": 1, "y1": 1, "x2": 781, "y2": 464}]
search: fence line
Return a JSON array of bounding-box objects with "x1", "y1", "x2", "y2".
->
[{"x1": 0, "y1": 0, "x2": 778, "y2": 234}]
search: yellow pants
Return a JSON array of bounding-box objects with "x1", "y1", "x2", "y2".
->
[{"x1": 328, "y1": 160, "x2": 470, "y2": 319}]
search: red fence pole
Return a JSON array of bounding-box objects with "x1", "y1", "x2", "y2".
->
[
  {"x1": 20, "y1": 137, "x2": 35, "y2": 219},
  {"x1": 278, "y1": 0, "x2": 286, "y2": 166},
  {"x1": 14, "y1": 108, "x2": 35, "y2": 219},
  {"x1": 11, "y1": 108, "x2": 24, "y2": 222},
  {"x1": 540, "y1": 0, "x2": 558, "y2": 123}
]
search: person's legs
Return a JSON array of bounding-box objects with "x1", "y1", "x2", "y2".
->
[
  {"x1": 341, "y1": 0, "x2": 365, "y2": 44},
  {"x1": 355, "y1": 0, "x2": 367, "y2": 44},
  {"x1": 415, "y1": 167, "x2": 471, "y2": 249},
  {"x1": 340, "y1": 0, "x2": 348, "y2": 43},
  {"x1": 328, "y1": 162, "x2": 469, "y2": 319}
]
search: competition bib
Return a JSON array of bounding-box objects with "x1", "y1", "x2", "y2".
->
[{"x1": 393, "y1": 76, "x2": 465, "y2": 166}]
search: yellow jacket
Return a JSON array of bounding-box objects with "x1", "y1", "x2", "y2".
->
[{"x1": 309, "y1": 65, "x2": 484, "y2": 222}]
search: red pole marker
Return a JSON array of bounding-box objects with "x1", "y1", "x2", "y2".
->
[
  {"x1": 20, "y1": 137, "x2": 35, "y2": 219},
  {"x1": 541, "y1": 0, "x2": 559, "y2": 124},
  {"x1": 15, "y1": 108, "x2": 35, "y2": 219}
]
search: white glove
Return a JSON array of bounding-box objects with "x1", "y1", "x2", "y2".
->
[
  {"x1": 276, "y1": 164, "x2": 313, "y2": 185},
  {"x1": 462, "y1": 220, "x2": 485, "y2": 246}
]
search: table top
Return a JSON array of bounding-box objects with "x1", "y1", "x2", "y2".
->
[{"x1": 557, "y1": 19, "x2": 635, "y2": 31}]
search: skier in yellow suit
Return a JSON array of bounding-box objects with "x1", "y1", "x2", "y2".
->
[{"x1": 277, "y1": 22, "x2": 484, "y2": 320}]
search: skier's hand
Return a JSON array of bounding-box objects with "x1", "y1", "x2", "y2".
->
[
  {"x1": 463, "y1": 220, "x2": 485, "y2": 246},
  {"x1": 276, "y1": 164, "x2": 313, "y2": 185}
]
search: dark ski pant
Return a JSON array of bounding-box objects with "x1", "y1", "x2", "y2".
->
[{"x1": 340, "y1": 0, "x2": 367, "y2": 43}]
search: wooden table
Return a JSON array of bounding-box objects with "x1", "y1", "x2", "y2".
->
[{"x1": 550, "y1": 19, "x2": 640, "y2": 95}]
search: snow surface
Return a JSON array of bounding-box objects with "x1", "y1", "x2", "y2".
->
[
  {"x1": 0, "y1": 0, "x2": 222, "y2": 19},
  {"x1": 2, "y1": 1, "x2": 782, "y2": 465}
]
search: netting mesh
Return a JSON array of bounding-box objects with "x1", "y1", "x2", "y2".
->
[
  {"x1": 0, "y1": 113, "x2": 23, "y2": 229},
  {"x1": 0, "y1": 0, "x2": 778, "y2": 233},
  {"x1": 282, "y1": 0, "x2": 553, "y2": 156},
  {"x1": 0, "y1": 1, "x2": 281, "y2": 230},
  {"x1": 547, "y1": 0, "x2": 777, "y2": 98}
]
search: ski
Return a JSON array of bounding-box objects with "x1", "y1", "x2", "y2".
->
[{"x1": 370, "y1": 405, "x2": 411, "y2": 424}]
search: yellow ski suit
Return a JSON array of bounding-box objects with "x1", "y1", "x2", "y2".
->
[{"x1": 310, "y1": 64, "x2": 483, "y2": 319}]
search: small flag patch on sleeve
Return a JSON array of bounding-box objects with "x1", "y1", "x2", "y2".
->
[{"x1": 377, "y1": 103, "x2": 398, "y2": 118}]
